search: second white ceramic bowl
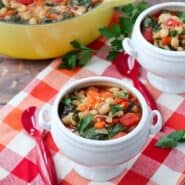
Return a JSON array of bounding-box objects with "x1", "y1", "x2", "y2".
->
[
  {"x1": 38, "y1": 77, "x2": 162, "y2": 181},
  {"x1": 123, "y1": 2, "x2": 185, "y2": 94}
]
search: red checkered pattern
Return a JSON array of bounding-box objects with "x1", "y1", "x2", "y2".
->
[{"x1": 0, "y1": 36, "x2": 185, "y2": 185}]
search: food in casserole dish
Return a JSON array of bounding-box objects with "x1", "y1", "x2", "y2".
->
[
  {"x1": 58, "y1": 85, "x2": 142, "y2": 140},
  {"x1": 0, "y1": 0, "x2": 102, "y2": 24},
  {"x1": 141, "y1": 10, "x2": 185, "y2": 51}
]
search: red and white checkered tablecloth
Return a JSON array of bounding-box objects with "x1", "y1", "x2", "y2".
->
[{"x1": 0, "y1": 37, "x2": 185, "y2": 185}]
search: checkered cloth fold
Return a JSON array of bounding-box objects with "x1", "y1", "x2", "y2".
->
[{"x1": 0, "y1": 38, "x2": 185, "y2": 185}]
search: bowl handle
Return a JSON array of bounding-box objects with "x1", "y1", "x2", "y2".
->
[
  {"x1": 122, "y1": 38, "x2": 137, "y2": 58},
  {"x1": 38, "y1": 105, "x2": 52, "y2": 131},
  {"x1": 103, "y1": 0, "x2": 134, "y2": 8},
  {"x1": 150, "y1": 110, "x2": 163, "y2": 135}
]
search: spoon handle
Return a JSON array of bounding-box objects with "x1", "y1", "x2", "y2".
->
[
  {"x1": 133, "y1": 79, "x2": 157, "y2": 110},
  {"x1": 37, "y1": 138, "x2": 58, "y2": 185}
]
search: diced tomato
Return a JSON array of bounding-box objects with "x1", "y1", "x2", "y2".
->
[
  {"x1": 112, "y1": 118, "x2": 120, "y2": 124},
  {"x1": 17, "y1": 0, "x2": 33, "y2": 5},
  {"x1": 120, "y1": 101, "x2": 130, "y2": 109},
  {"x1": 120, "y1": 113, "x2": 140, "y2": 127},
  {"x1": 112, "y1": 132, "x2": 126, "y2": 139},
  {"x1": 114, "y1": 98, "x2": 123, "y2": 104},
  {"x1": 142, "y1": 28, "x2": 154, "y2": 43},
  {"x1": 161, "y1": 36, "x2": 171, "y2": 45},
  {"x1": 164, "y1": 18, "x2": 183, "y2": 27}
]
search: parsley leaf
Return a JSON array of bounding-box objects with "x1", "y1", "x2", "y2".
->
[
  {"x1": 155, "y1": 135, "x2": 177, "y2": 149},
  {"x1": 59, "y1": 40, "x2": 94, "y2": 69},
  {"x1": 156, "y1": 130, "x2": 185, "y2": 149},
  {"x1": 120, "y1": 17, "x2": 133, "y2": 37},
  {"x1": 110, "y1": 39, "x2": 123, "y2": 51},
  {"x1": 99, "y1": 24, "x2": 122, "y2": 38},
  {"x1": 121, "y1": 4, "x2": 135, "y2": 17},
  {"x1": 59, "y1": 1, "x2": 148, "y2": 69},
  {"x1": 59, "y1": 51, "x2": 78, "y2": 69},
  {"x1": 168, "y1": 130, "x2": 185, "y2": 142},
  {"x1": 107, "y1": 50, "x2": 119, "y2": 61},
  {"x1": 78, "y1": 49, "x2": 92, "y2": 66},
  {"x1": 111, "y1": 105, "x2": 123, "y2": 115},
  {"x1": 70, "y1": 40, "x2": 82, "y2": 48}
]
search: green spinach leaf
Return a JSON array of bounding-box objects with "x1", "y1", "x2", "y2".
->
[
  {"x1": 111, "y1": 105, "x2": 123, "y2": 115},
  {"x1": 108, "y1": 124, "x2": 126, "y2": 138},
  {"x1": 79, "y1": 115, "x2": 93, "y2": 133}
]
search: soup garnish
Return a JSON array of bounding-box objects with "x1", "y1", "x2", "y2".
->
[
  {"x1": 141, "y1": 10, "x2": 185, "y2": 51},
  {"x1": 58, "y1": 85, "x2": 142, "y2": 140},
  {"x1": 0, "y1": 0, "x2": 102, "y2": 24}
]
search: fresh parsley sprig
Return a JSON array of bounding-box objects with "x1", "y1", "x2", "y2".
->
[
  {"x1": 59, "y1": 40, "x2": 94, "y2": 69},
  {"x1": 156, "y1": 130, "x2": 185, "y2": 149},
  {"x1": 59, "y1": 1, "x2": 148, "y2": 69}
]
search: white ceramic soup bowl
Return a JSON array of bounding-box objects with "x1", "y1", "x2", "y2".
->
[
  {"x1": 38, "y1": 77, "x2": 162, "y2": 181},
  {"x1": 123, "y1": 2, "x2": 185, "y2": 94}
]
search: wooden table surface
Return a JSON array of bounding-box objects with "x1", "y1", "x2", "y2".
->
[{"x1": 0, "y1": 0, "x2": 180, "y2": 108}]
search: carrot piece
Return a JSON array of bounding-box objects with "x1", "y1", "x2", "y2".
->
[
  {"x1": 120, "y1": 113, "x2": 140, "y2": 127},
  {"x1": 112, "y1": 132, "x2": 126, "y2": 139},
  {"x1": 47, "y1": 13, "x2": 58, "y2": 20},
  {"x1": 162, "y1": 36, "x2": 171, "y2": 45},
  {"x1": 78, "y1": 104, "x2": 88, "y2": 111},
  {"x1": 87, "y1": 89, "x2": 99, "y2": 98},
  {"x1": 34, "y1": 0, "x2": 43, "y2": 6},
  {"x1": 4, "y1": 10, "x2": 15, "y2": 16},
  {"x1": 87, "y1": 96, "x2": 96, "y2": 104},
  {"x1": 114, "y1": 98, "x2": 123, "y2": 104},
  {"x1": 100, "y1": 91, "x2": 112, "y2": 98},
  {"x1": 94, "y1": 121, "x2": 106, "y2": 129}
]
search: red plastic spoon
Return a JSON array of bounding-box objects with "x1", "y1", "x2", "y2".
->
[
  {"x1": 22, "y1": 107, "x2": 57, "y2": 185},
  {"x1": 113, "y1": 52, "x2": 157, "y2": 110}
]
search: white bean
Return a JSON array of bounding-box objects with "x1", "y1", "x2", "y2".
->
[
  {"x1": 62, "y1": 113, "x2": 73, "y2": 125},
  {"x1": 29, "y1": 17, "x2": 37, "y2": 24},
  {"x1": 79, "y1": 111, "x2": 89, "y2": 119},
  {"x1": 17, "y1": 5, "x2": 27, "y2": 12},
  {"x1": 109, "y1": 87, "x2": 120, "y2": 93},
  {"x1": 99, "y1": 103, "x2": 110, "y2": 115},
  {"x1": 113, "y1": 111, "x2": 123, "y2": 117},
  {"x1": 20, "y1": 12, "x2": 30, "y2": 20},
  {"x1": 171, "y1": 37, "x2": 179, "y2": 48},
  {"x1": 159, "y1": 28, "x2": 169, "y2": 37},
  {"x1": 153, "y1": 31, "x2": 160, "y2": 39},
  {"x1": 177, "y1": 47, "x2": 183, "y2": 51},
  {"x1": 106, "y1": 97, "x2": 113, "y2": 104},
  {"x1": 90, "y1": 110, "x2": 98, "y2": 115},
  {"x1": 158, "y1": 13, "x2": 170, "y2": 23},
  {"x1": 0, "y1": 8, "x2": 7, "y2": 15}
]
